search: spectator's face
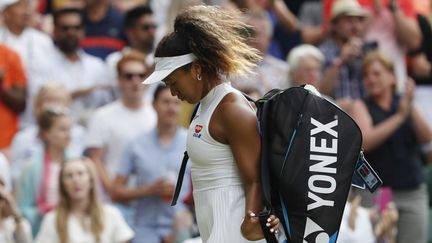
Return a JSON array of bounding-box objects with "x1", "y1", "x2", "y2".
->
[
  {"x1": 291, "y1": 56, "x2": 322, "y2": 87},
  {"x1": 62, "y1": 160, "x2": 92, "y2": 201},
  {"x1": 41, "y1": 115, "x2": 72, "y2": 150},
  {"x1": 333, "y1": 15, "x2": 365, "y2": 41},
  {"x1": 54, "y1": 13, "x2": 84, "y2": 54},
  {"x1": 3, "y1": 1, "x2": 31, "y2": 31},
  {"x1": 118, "y1": 60, "x2": 147, "y2": 101},
  {"x1": 129, "y1": 14, "x2": 157, "y2": 52},
  {"x1": 363, "y1": 60, "x2": 395, "y2": 97},
  {"x1": 153, "y1": 88, "x2": 181, "y2": 127},
  {"x1": 246, "y1": 17, "x2": 270, "y2": 54}
]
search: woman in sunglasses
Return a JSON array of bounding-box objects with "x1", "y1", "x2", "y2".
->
[{"x1": 143, "y1": 5, "x2": 280, "y2": 243}]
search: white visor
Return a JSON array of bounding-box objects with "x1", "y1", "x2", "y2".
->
[{"x1": 143, "y1": 53, "x2": 197, "y2": 84}]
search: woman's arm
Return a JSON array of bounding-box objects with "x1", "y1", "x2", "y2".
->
[
  {"x1": 212, "y1": 93, "x2": 278, "y2": 240},
  {"x1": 411, "y1": 105, "x2": 432, "y2": 144},
  {"x1": 349, "y1": 100, "x2": 406, "y2": 152}
]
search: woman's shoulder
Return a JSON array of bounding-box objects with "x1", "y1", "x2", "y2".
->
[
  {"x1": 44, "y1": 210, "x2": 58, "y2": 220},
  {"x1": 102, "y1": 204, "x2": 123, "y2": 217}
]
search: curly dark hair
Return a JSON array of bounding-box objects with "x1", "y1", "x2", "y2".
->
[{"x1": 155, "y1": 5, "x2": 262, "y2": 83}]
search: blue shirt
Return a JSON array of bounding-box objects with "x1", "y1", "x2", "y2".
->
[
  {"x1": 82, "y1": 6, "x2": 126, "y2": 60},
  {"x1": 118, "y1": 127, "x2": 189, "y2": 240}
]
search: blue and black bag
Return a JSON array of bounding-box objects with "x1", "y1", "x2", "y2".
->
[{"x1": 257, "y1": 85, "x2": 375, "y2": 243}]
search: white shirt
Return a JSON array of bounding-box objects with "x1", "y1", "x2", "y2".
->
[
  {"x1": 337, "y1": 202, "x2": 375, "y2": 243},
  {"x1": 85, "y1": 100, "x2": 157, "y2": 178},
  {"x1": 35, "y1": 204, "x2": 134, "y2": 243},
  {"x1": 43, "y1": 48, "x2": 114, "y2": 123},
  {"x1": 0, "y1": 217, "x2": 32, "y2": 243}
]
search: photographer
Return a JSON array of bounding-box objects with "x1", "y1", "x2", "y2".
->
[{"x1": 319, "y1": 0, "x2": 370, "y2": 101}]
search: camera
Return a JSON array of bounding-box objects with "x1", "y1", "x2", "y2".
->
[{"x1": 362, "y1": 41, "x2": 379, "y2": 53}]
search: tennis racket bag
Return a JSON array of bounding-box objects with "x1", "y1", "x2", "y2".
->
[{"x1": 257, "y1": 85, "x2": 363, "y2": 243}]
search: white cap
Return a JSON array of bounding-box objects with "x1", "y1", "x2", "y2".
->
[
  {"x1": 143, "y1": 53, "x2": 197, "y2": 85},
  {"x1": 331, "y1": 0, "x2": 368, "y2": 22},
  {"x1": 0, "y1": 0, "x2": 19, "y2": 11}
]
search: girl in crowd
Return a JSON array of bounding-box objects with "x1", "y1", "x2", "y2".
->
[
  {"x1": 10, "y1": 83, "x2": 85, "y2": 183},
  {"x1": 15, "y1": 106, "x2": 72, "y2": 236},
  {"x1": 35, "y1": 157, "x2": 133, "y2": 243},
  {"x1": 143, "y1": 5, "x2": 279, "y2": 243},
  {"x1": 350, "y1": 51, "x2": 432, "y2": 243}
]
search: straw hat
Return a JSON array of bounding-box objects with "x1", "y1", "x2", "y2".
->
[{"x1": 331, "y1": 0, "x2": 368, "y2": 22}]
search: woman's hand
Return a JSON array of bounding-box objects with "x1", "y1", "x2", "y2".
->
[
  {"x1": 0, "y1": 186, "x2": 21, "y2": 220},
  {"x1": 241, "y1": 211, "x2": 280, "y2": 240},
  {"x1": 397, "y1": 78, "x2": 415, "y2": 121}
]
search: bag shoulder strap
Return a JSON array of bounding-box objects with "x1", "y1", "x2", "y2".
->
[{"x1": 171, "y1": 103, "x2": 200, "y2": 206}]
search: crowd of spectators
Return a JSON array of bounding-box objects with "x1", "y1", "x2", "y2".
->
[{"x1": 0, "y1": 0, "x2": 432, "y2": 242}]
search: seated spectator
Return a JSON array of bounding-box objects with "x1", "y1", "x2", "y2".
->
[
  {"x1": 35, "y1": 157, "x2": 134, "y2": 243},
  {"x1": 44, "y1": 8, "x2": 114, "y2": 125},
  {"x1": 85, "y1": 51, "x2": 156, "y2": 225},
  {"x1": 111, "y1": 84, "x2": 192, "y2": 243},
  {"x1": 81, "y1": 0, "x2": 126, "y2": 59},
  {"x1": 231, "y1": 9, "x2": 287, "y2": 95},
  {"x1": 15, "y1": 107, "x2": 72, "y2": 236},
  {"x1": 105, "y1": 5, "x2": 158, "y2": 100},
  {"x1": 0, "y1": 43, "x2": 27, "y2": 154},
  {"x1": 0, "y1": 175, "x2": 32, "y2": 243},
  {"x1": 350, "y1": 51, "x2": 432, "y2": 243},
  {"x1": 286, "y1": 44, "x2": 324, "y2": 89},
  {"x1": 0, "y1": 0, "x2": 55, "y2": 128},
  {"x1": 10, "y1": 83, "x2": 85, "y2": 183}
]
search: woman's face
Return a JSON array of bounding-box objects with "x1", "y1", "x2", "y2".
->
[
  {"x1": 62, "y1": 160, "x2": 92, "y2": 201},
  {"x1": 363, "y1": 60, "x2": 395, "y2": 97},
  {"x1": 41, "y1": 115, "x2": 72, "y2": 149},
  {"x1": 163, "y1": 64, "x2": 203, "y2": 104}
]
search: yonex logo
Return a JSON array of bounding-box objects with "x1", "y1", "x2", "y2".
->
[
  {"x1": 303, "y1": 217, "x2": 329, "y2": 243},
  {"x1": 307, "y1": 118, "x2": 338, "y2": 211}
]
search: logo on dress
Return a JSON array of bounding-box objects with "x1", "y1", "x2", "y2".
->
[{"x1": 193, "y1": 124, "x2": 203, "y2": 138}]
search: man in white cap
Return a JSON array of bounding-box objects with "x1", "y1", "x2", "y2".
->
[{"x1": 319, "y1": 0, "x2": 369, "y2": 101}]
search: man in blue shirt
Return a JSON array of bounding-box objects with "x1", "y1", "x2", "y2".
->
[{"x1": 111, "y1": 84, "x2": 192, "y2": 243}]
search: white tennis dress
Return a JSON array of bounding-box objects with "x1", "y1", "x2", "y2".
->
[{"x1": 186, "y1": 83, "x2": 266, "y2": 243}]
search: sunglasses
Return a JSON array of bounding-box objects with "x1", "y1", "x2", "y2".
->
[
  {"x1": 121, "y1": 72, "x2": 147, "y2": 80},
  {"x1": 59, "y1": 24, "x2": 83, "y2": 32},
  {"x1": 137, "y1": 23, "x2": 157, "y2": 31}
]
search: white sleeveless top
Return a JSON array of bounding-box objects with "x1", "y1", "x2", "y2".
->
[
  {"x1": 186, "y1": 83, "x2": 243, "y2": 191},
  {"x1": 186, "y1": 83, "x2": 266, "y2": 243}
]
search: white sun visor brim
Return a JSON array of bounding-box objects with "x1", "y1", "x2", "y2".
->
[{"x1": 143, "y1": 53, "x2": 197, "y2": 84}]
